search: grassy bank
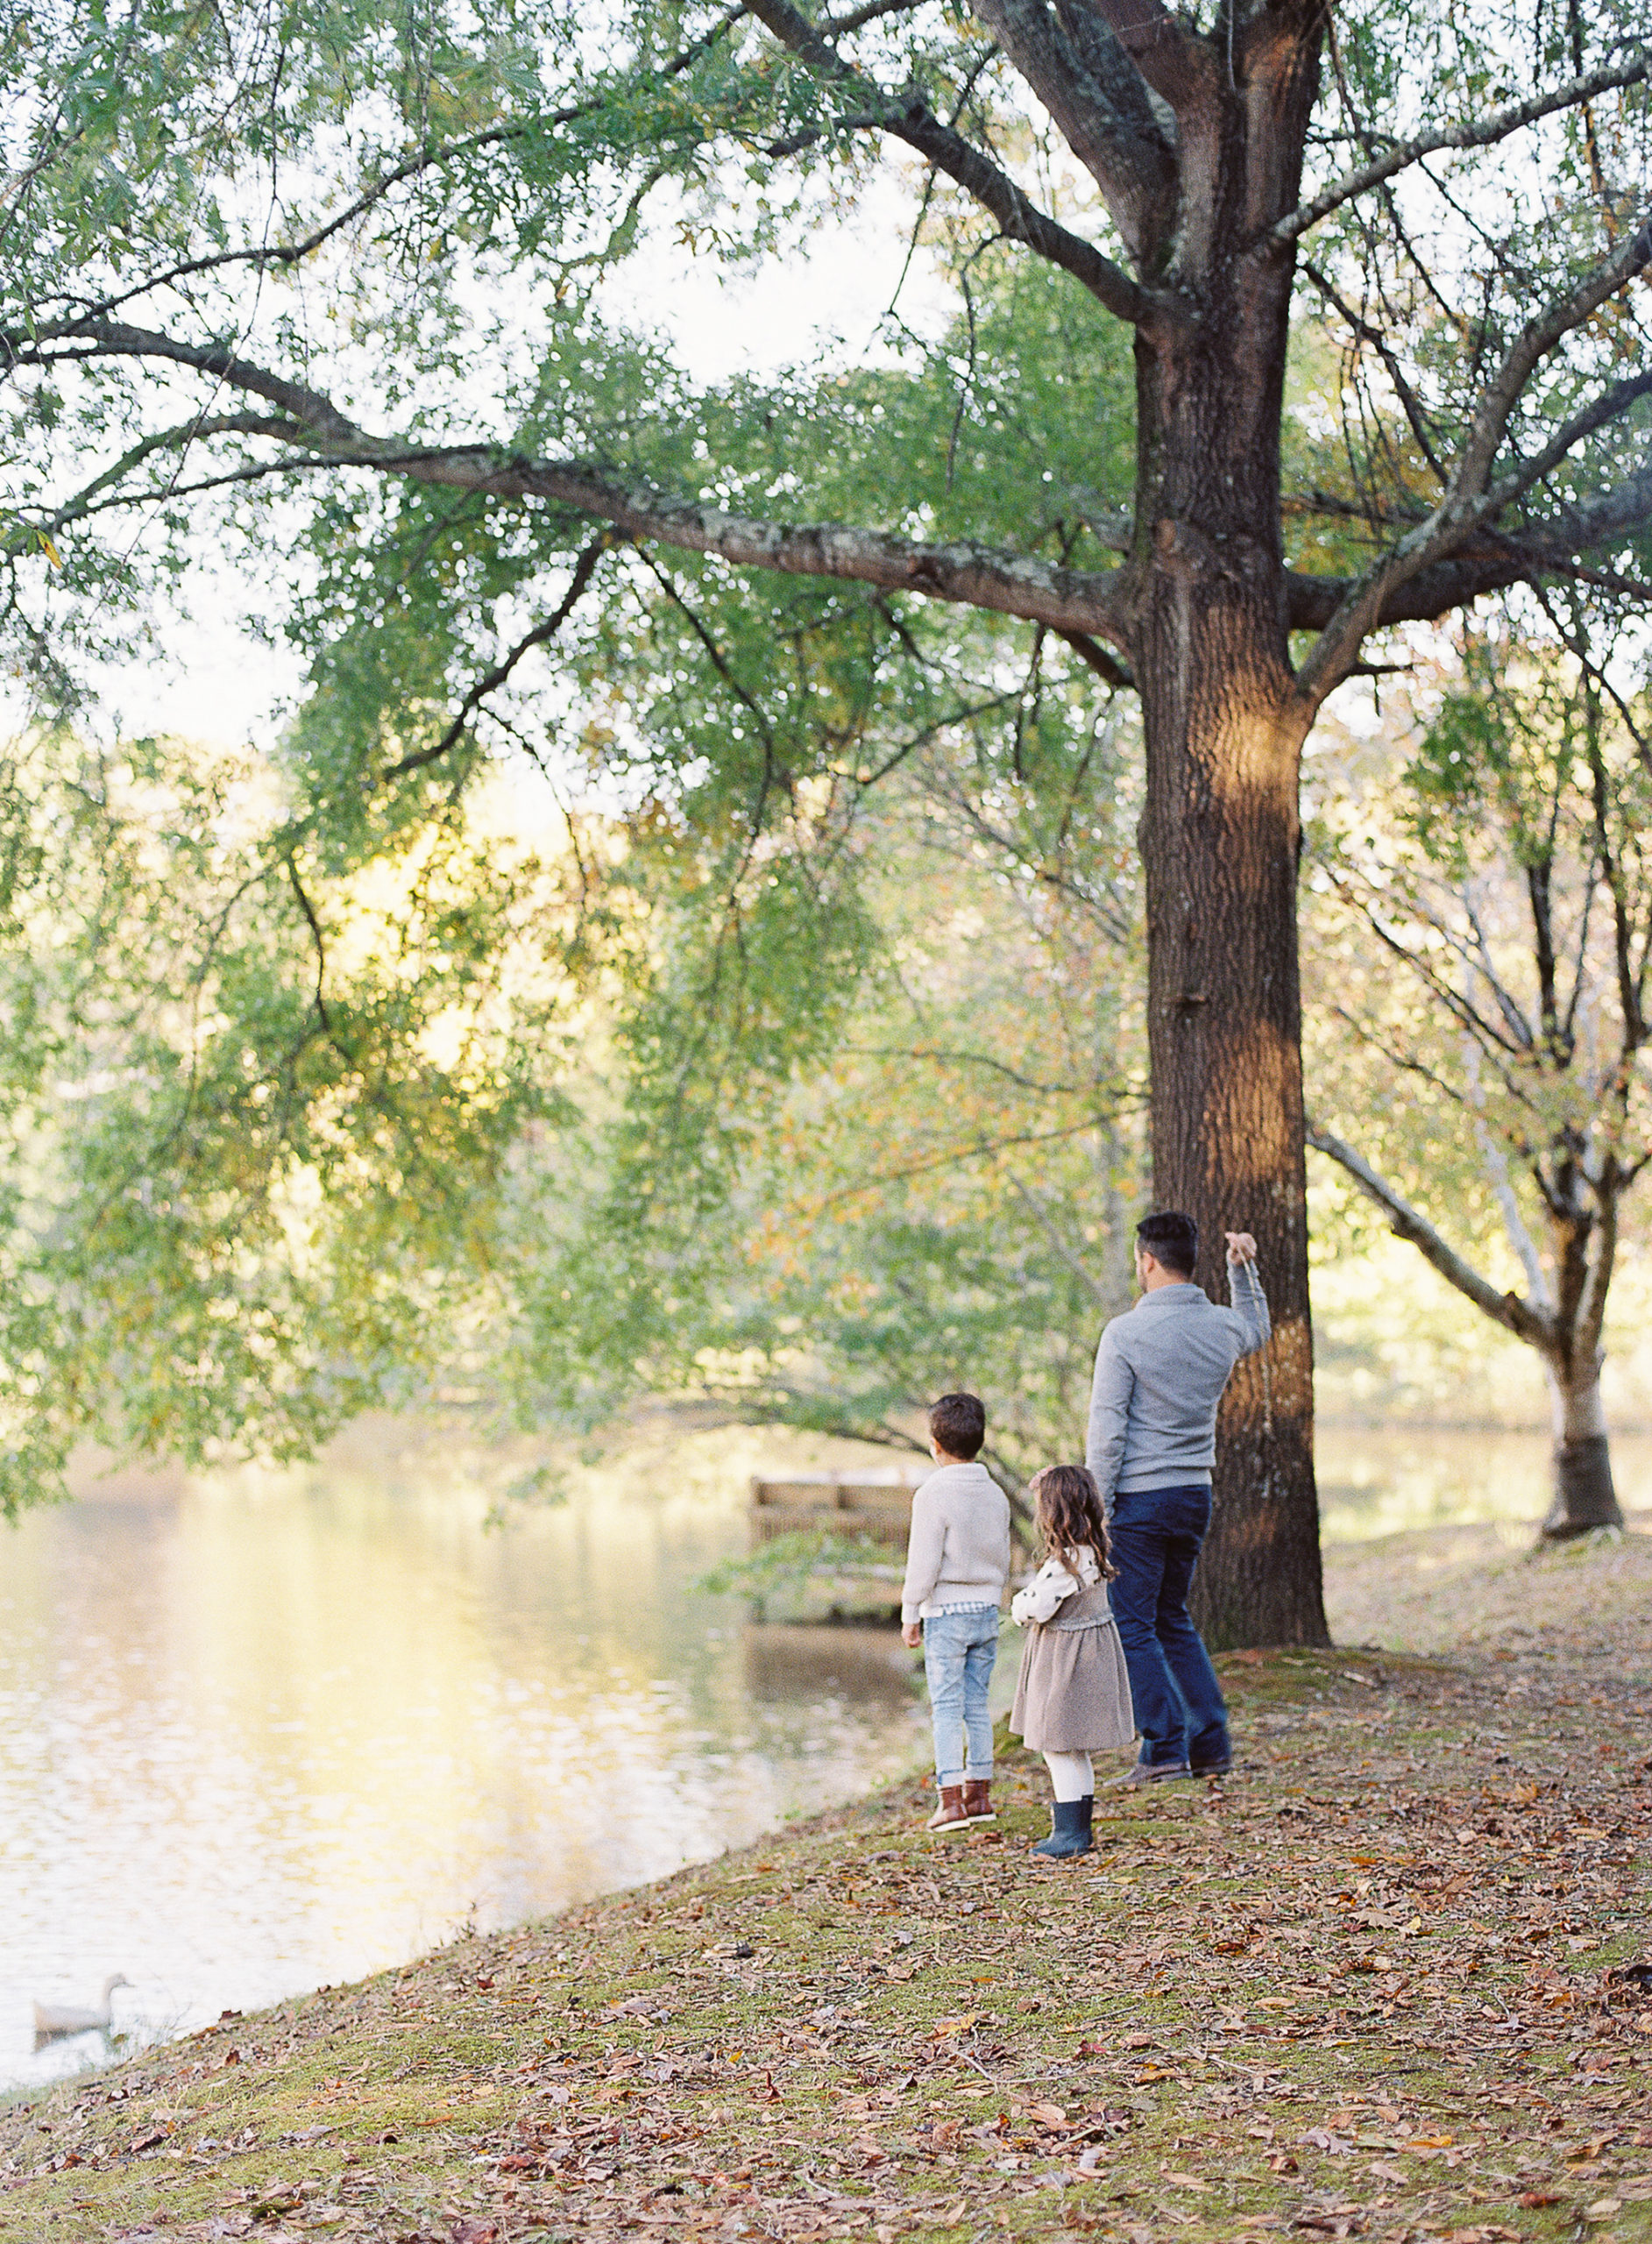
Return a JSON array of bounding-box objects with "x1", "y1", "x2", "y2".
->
[{"x1": 3, "y1": 1526, "x2": 1650, "y2": 2244}]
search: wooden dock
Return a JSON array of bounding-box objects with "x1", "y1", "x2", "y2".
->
[{"x1": 748, "y1": 1472, "x2": 920, "y2": 1552}]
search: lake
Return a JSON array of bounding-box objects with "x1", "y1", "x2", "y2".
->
[{"x1": 1, "y1": 1416, "x2": 1638, "y2": 2093}]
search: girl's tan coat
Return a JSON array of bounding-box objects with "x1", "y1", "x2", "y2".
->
[{"x1": 1010, "y1": 1581, "x2": 1136, "y2": 1753}]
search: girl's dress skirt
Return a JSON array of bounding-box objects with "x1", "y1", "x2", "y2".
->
[{"x1": 1010, "y1": 1580, "x2": 1136, "y2": 1753}]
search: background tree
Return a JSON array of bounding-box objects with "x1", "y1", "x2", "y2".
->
[
  {"x1": 0, "y1": 727, "x2": 573, "y2": 1514},
  {"x1": 1306, "y1": 606, "x2": 1651, "y2": 1537},
  {"x1": 499, "y1": 637, "x2": 1145, "y2": 1494},
  {"x1": 4, "y1": 0, "x2": 1649, "y2": 1633}
]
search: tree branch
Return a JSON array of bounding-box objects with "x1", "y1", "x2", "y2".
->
[
  {"x1": 381, "y1": 532, "x2": 614, "y2": 781},
  {"x1": 1070, "y1": 0, "x2": 1211, "y2": 110},
  {"x1": 1055, "y1": 628, "x2": 1135, "y2": 689},
  {"x1": 822, "y1": 0, "x2": 929, "y2": 27},
  {"x1": 1479, "y1": 368, "x2": 1652, "y2": 522},
  {"x1": 740, "y1": 0, "x2": 1151, "y2": 325},
  {"x1": 1300, "y1": 258, "x2": 1447, "y2": 482},
  {"x1": 284, "y1": 858, "x2": 334, "y2": 1039},
  {"x1": 7, "y1": 320, "x2": 1138, "y2": 639},
  {"x1": 1284, "y1": 452, "x2": 1652, "y2": 630},
  {"x1": 12, "y1": 11, "x2": 763, "y2": 330},
  {"x1": 1306, "y1": 1124, "x2": 1553, "y2": 1347},
  {"x1": 1268, "y1": 46, "x2": 1650, "y2": 246},
  {"x1": 2, "y1": 414, "x2": 301, "y2": 549},
  {"x1": 968, "y1": 0, "x2": 1173, "y2": 259},
  {"x1": 1294, "y1": 209, "x2": 1652, "y2": 699}
]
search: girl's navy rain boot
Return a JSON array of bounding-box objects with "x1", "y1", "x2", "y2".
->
[{"x1": 1031, "y1": 1796, "x2": 1093, "y2": 1860}]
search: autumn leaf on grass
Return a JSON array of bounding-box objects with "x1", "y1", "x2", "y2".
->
[
  {"x1": 1022, "y1": 2101, "x2": 1067, "y2": 2128},
  {"x1": 932, "y1": 2014, "x2": 980, "y2": 2038}
]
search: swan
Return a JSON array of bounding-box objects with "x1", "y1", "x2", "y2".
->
[{"x1": 32, "y1": 1974, "x2": 131, "y2": 2039}]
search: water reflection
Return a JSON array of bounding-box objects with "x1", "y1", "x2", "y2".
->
[{"x1": 0, "y1": 1435, "x2": 930, "y2": 2094}]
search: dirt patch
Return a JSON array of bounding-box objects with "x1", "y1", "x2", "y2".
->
[{"x1": 1324, "y1": 1513, "x2": 1652, "y2": 1658}]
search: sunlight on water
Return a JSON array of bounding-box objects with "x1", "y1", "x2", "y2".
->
[
  {"x1": 0, "y1": 1422, "x2": 929, "y2": 2095},
  {"x1": 1316, "y1": 1426, "x2": 1652, "y2": 1543}
]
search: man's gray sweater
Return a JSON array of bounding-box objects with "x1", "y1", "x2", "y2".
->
[{"x1": 1085, "y1": 1263, "x2": 1271, "y2": 1514}]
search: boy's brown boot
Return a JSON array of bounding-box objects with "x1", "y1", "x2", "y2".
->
[
  {"x1": 925, "y1": 1786, "x2": 971, "y2": 1832},
  {"x1": 962, "y1": 1779, "x2": 995, "y2": 1823}
]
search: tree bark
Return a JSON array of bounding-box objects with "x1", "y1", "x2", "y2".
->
[
  {"x1": 1137, "y1": 612, "x2": 1328, "y2": 1645},
  {"x1": 1541, "y1": 1360, "x2": 1626, "y2": 1539},
  {"x1": 1124, "y1": 18, "x2": 1331, "y2": 1648}
]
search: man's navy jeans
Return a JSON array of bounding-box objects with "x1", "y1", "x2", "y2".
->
[{"x1": 1108, "y1": 1484, "x2": 1230, "y2": 1769}]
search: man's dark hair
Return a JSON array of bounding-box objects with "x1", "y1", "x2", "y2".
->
[
  {"x1": 929, "y1": 1391, "x2": 986, "y2": 1460},
  {"x1": 1137, "y1": 1210, "x2": 1198, "y2": 1278}
]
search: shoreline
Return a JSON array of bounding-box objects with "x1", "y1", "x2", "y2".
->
[{"x1": 2, "y1": 1524, "x2": 1649, "y2": 2244}]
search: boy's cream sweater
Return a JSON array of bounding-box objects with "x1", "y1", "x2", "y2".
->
[{"x1": 900, "y1": 1461, "x2": 1012, "y2": 1626}]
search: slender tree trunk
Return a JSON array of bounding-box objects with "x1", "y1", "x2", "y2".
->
[{"x1": 1542, "y1": 1356, "x2": 1626, "y2": 1538}]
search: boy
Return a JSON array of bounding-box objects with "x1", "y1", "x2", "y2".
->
[{"x1": 900, "y1": 1392, "x2": 1012, "y2": 1832}]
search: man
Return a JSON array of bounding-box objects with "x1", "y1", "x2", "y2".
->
[{"x1": 1086, "y1": 1211, "x2": 1270, "y2": 1784}]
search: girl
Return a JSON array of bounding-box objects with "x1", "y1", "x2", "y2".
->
[{"x1": 1010, "y1": 1464, "x2": 1136, "y2": 1859}]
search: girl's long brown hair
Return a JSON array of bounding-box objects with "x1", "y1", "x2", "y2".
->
[{"x1": 1028, "y1": 1464, "x2": 1114, "y2": 1580}]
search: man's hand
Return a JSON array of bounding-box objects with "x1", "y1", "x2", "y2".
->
[
  {"x1": 902, "y1": 1620, "x2": 924, "y2": 1649},
  {"x1": 1224, "y1": 1231, "x2": 1258, "y2": 1265}
]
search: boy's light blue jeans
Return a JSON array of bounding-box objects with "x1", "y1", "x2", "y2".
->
[{"x1": 922, "y1": 1603, "x2": 999, "y2": 1785}]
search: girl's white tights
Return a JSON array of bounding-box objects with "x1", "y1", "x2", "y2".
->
[{"x1": 1044, "y1": 1750, "x2": 1094, "y2": 1802}]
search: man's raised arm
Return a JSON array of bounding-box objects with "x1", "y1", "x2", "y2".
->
[{"x1": 1223, "y1": 1231, "x2": 1271, "y2": 1357}]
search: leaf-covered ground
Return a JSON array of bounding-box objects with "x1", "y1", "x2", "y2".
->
[{"x1": 3, "y1": 1524, "x2": 1649, "y2": 2244}]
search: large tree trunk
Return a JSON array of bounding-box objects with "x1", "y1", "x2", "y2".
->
[
  {"x1": 1136, "y1": 611, "x2": 1328, "y2": 1645},
  {"x1": 1127, "y1": 32, "x2": 1331, "y2": 1648},
  {"x1": 1542, "y1": 1358, "x2": 1626, "y2": 1539}
]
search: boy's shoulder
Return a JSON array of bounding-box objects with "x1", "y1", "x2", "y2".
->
[{"x1": 914, "y1": 1461, "x2": 1006, "y2": 1504}]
